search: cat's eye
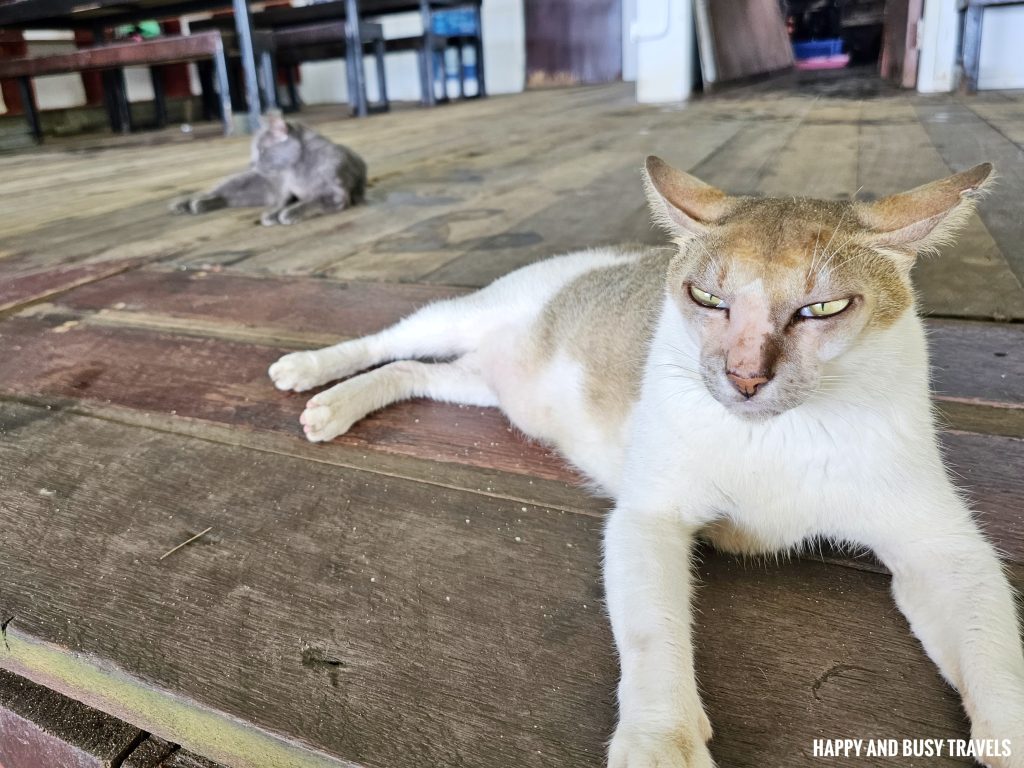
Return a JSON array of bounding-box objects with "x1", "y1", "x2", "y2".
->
[
  {"x1": 689, "y1": 285, "x2": 727, "y2": 309},
  {"x1": 799, "y1": 298, "x2": 852, "y2": 318}
]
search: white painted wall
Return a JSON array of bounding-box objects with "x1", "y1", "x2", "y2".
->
[
  {"x1": 632, "y1": 0, "x2": 694, "y2": 103},
  {"x1": 917, "y1": 0, "x2": 1024, "y2": 92}
]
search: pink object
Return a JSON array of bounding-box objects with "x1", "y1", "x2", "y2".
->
[{"x1": 794, "y1": 53, "x2": 850, "y2": 70}]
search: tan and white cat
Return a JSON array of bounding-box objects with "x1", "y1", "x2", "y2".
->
[{"x1": 269, "y1": 157, "x2": 1024, "y2": 768}]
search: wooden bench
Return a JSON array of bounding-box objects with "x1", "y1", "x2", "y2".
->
[
  {"x1": 271, "y1": 21, "x2": 390, "y2": 113},
  {"x1": 0, "y1": 32, "x2": 233, "y2": 141}
]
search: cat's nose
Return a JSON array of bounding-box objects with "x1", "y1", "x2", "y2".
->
[{"x1": 726, "y1": 371, "x2": 771, "y2": 399}]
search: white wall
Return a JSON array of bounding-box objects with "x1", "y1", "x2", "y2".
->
[
  {"x1": 632, "y1": 0, "x2": 694, "y2": 103},
  {"x1": 917, "y1": 0, "x2": 1024, "y2": 92},
  {"x1": 977, "y1": 5, "x2": 1024, "y2": 89}
]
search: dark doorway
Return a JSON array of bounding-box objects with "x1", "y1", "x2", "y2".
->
[{"x1": 525, "y1": 0, "x2": 622, "y2": 86}]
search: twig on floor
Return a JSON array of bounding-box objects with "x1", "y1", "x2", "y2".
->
[{"x1": 159, "y1": 526, "x2": 212, "y2": 561}]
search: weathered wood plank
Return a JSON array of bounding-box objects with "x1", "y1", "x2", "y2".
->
[
  {"x1": 0, "y1": 402, "x2": 1010, "y2": 768},
  {"x1": 0, "y1": 257, "x2": 148, "y2": 315},
  {"x1": 0, "y1": 668, "x2": 143, "y2": 768},
  {"x1": 857, "y1": 98, "x2": 1024, "y2": 320},
  {"x1": 0, "y1": 313, "x2": 577, "y2": 485},
  {"x1": 916, "y1": 101, "x2": 1024, "y2": 290},
  {"x1": 123, "y1": 735, "x2": 179, "y2": 768}
]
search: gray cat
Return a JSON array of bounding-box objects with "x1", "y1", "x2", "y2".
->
[{"x1": 170, "y1": 112, "x2": 366, "y2": 226}]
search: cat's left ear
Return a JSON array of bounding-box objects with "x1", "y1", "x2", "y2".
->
[
  {"x1": 855, "y1": 163, "x2": 994, "y2": 256},
  {"x1": 643, "y1": 156, "x2": 736, "y2": 238},
  {"x1": 261, "y1": 110, "x2": 288, "y2": 139}
]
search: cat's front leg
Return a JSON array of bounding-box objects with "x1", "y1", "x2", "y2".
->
[
  {"x1": 604, "y1": 505, "x2": 716, "y2": 768},
  {"x1": 168, "y1": 193, "x2": 226, "y2": 215},
  {"x1": 862, "y1": 498, "x2": 1024, "y2": 767}
]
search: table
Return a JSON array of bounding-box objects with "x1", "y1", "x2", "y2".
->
[
  {"x1": 254, "y1": 0, "x2": 482, "y2": 113},
  {"x1": 0, "y1": 0, "x2": 263, "y2": 132},
  {"x1": 0, "y1": 0, "x2": 482, "y2": 127}
]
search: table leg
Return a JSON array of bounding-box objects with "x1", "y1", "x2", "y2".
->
[
  {"x1": 150, "y1": 65, "x2": 167, "y2": 128},
  {"x1": 212, "y1": 40, "x2": 235, "y2": 135},
  {"x1": 473, "y1": 4, "x2": 486, "y2": 98},
  {"x1": 345, "y1": 0, "x2": 368, "y2": 117},
  {"x1": 18, "y1": 77, "x2": 42, "y2": 141},
  {"x1": 419, "y1": 0, "x2": 436, "y2": 106},
  {"x1": 231, "y1": 0, "x2": 262, "y2": 132}
]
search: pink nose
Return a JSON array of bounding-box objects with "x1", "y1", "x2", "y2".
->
[{"x1": 726, "y1": 371, "x2": 770, "y2": 398}]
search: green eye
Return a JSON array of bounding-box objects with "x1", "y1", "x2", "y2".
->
[
  {"x1": 689, "y1": 285, "x2": 727, "y2": 309},
  {"x1": 800, "y1": 298, "x2": 852, "y2": 318}
]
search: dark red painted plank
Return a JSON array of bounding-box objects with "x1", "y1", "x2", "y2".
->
[
  {"x1": 0, "y1": 257, "x2": 146, "y2": 314},
  {"x1": 57, "y1": 269, "x2": 1024, "y2": 408},
  {"x1": 60, "y1": 269, "x2": 470, "y2": 339},
  {"x1": 0, "y1": 314, "x2": 577, "y2": 484}
]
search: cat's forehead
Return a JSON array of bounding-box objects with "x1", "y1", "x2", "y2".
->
[{"x1": 699, "y1": 198, "x2": 863, "y2": 289}]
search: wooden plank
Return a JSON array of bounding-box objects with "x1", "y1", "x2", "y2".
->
[
  {"x1": 0, "y1": 668, "x2": 143, "y2": 768},
  {"x1": 857, "y1": 98, "x2": 1024, "y2": 320},
  {"x1": 0, "y1": 313, "x2": 578, "y2": 485},
  {"x1": 964, "y1": 99, "x2": 1024, "y2": 147},
  {"x1": 0, "y1": 33, "x2": 225, "y2": 78},
  {"x1": 58, "y1": 268, "x2": 470, "y2": 340},
  {"x1": 0, "y1": 256, "x2": 147, "y2": 315},
  {"x1": 416, "y1": 107, "x2": 749, "y2": 286},
  {"x1": 0, "y1": 401, "x2": 1013, "y2": 768},
  {"x1": 123, "y1": 735, "x2": 179, "y2": 768},
  {"x1": 44, "y1": 268, "x2": 1024, "y2": 412},
  {"x1": 915, "y1": 101, "x2": 1024, "y2": 289},
  {"x1": 757, "y1": 100, "x2": 862, "y2": 200}
]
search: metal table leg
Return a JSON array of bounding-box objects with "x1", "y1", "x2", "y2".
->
[
  {"x1": 18, "y1": 77, "x2": 42, "y2": 141},
  {"x1": 345, "y1": 0, "x2": 368, "y2": 116},
  {"x1": 419, "y1": 0, "x2": 436, "y2": 106},
  {"x1": 231, "y1": 0, "x2": 262, "y2": 131}
]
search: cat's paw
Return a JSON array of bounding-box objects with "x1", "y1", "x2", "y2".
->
[
  {"x1": 608, "y1": 723, "x2": 715, "y2": 768},
  {"x1": 299, "y1": 390, "x2": 361, "y2": 443},
  {"x1": 972, "y1": 721, "x2": 1024, "y2": 768},
  {"x1": 260, "y1": 209, "x2": 281, "y2": 227},
  {"x1": 169, "y1": 197, "x2": 193, "y2": 215},
  {"x1": 268, "y1": 351, "x2": 324, "y2": 392},
  {"x1": 277, "y1": 208, "x2": 300, "y2": 226}
]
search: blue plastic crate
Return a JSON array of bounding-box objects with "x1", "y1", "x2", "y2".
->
[
  {"x1": 792, "y1": 38, "x2": 843, "y2": 59},
  {"x1": 432, "y1": 8, "x2": 478, "y2": 36}
]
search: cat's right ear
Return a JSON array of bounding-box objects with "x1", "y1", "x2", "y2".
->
[{"x1": 643, "y1": 156, "x2": 734, "y2": 238}]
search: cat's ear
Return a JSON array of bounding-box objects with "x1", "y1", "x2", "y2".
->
[
  {"x1": 855, "y1": 163, "x2": 994, "y2": 256},
  {"x1": 643, "y1": 156, "x2": 735, "y2": 238},
  {"x1": 261, "y1": 110, "x2": 288, "y2": 139}
]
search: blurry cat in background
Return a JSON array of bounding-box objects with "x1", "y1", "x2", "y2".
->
[{"x1": 170, "y1": 112, "x2": 366, "y2": 226}]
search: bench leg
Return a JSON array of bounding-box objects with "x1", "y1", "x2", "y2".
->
[
  {"x1": 284, "y1": 65, "x2": 300, "y2": 112},
  {"x1": 150, "y1": 65, "x2": 167, "y2": 129},
  {"x1": 111, "y1": 68, "x2": 132, "y2": 133},
  {"x1": 259, "y1": 49, "x2": 278, "y2": 110},
  {"x1": 18, "y1": 77, "x2": 42, "y2": 142},
  {"x1": 456, "y1": 42, "x2": 465, "y2": 99},
  {"x1": 374, "y1": 37, "x2": 389, "y2": 111},
  {"x1": 472, "y1": 7, "x2": 486, "y2": 99},
  {"x1": 212, "y1": 44, "x2": 235, "y2": 135},
  {"x1": 231, "y1": 0, "x2": 262, "y2": 132}
]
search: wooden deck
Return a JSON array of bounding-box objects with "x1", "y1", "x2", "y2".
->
[{"x1": 1, "y1": 82, "x2": 1023, "y2": 768}]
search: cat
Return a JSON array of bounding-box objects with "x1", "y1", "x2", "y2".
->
[
  {"x1": 170, "y1": 112, "x2": 366, "y2": 227},
  {"x1": 268, "y1": 157, "x2": 1024, "y2": 768}
]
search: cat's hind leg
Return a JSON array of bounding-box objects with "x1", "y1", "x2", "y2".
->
[
  {"x1": 269, "y1": 293, "x2": 497, "y2": 392},
  {"x1": 171, "y1": 170, "x2": 280, "y2": 215},
  {"x1": 299, "y1": 356, "x2": 497, "y2": 442}
]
